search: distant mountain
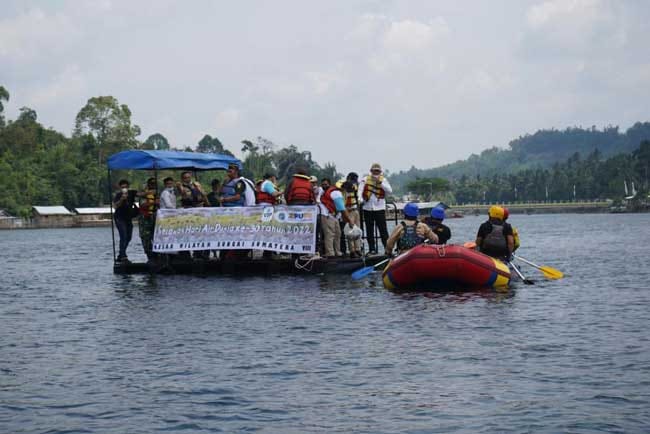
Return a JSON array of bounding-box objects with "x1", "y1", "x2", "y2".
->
[{"x1": 390, "y1": 122, "x2": 650, "y2": 192}]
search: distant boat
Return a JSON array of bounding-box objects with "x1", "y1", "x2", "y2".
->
[{"x1": 450, "y1": 212, "x2": 464, "y2": 218}]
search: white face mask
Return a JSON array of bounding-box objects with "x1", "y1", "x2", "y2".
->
[{"x1": 166, "y1": 187, "x2": 174, "y2": 192}]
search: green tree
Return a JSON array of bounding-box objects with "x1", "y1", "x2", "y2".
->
[
  {"x1": 0, "y1": 86, "x2": 9, "y2": 127},
  {"x1": 17, "y1": 106, "x2": 37, "y2": 123},
  {"x1": 74, "y1": 96, "x2": 141, "y2": 164},
  {"x1": 406, "y1": 177, "x2": 450, "y2": 200},
  {"x1": 197, "y1": 134, "x2": 234, "y2": 156},
  {"x1": 240, "y1": 137, "x2": 275, "y2": 181},
  {"x1": 143, "y1": 133, "x2": 170, "y2": 150}
]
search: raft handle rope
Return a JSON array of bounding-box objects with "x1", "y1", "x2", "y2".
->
[
  {"x1": 436, "y1": 244, "x2": 446, "y2": 257},
  {"x1": 294, "y1": 253, "x2": 321, "y2": 272}
]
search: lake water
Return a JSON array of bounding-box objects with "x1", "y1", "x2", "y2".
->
[{"x1": 1, "y1": 214, "x2": 649, "y2": 433}]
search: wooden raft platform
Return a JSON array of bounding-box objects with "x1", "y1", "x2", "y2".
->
[{"x1": 113, "y1": 254, "x2": 389, "y2": 276}]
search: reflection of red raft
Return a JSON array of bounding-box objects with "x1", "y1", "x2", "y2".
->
[{"x1": 382, "y1": 244, "x2": 510, "y2": 291}]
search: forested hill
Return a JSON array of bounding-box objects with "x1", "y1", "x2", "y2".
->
[{"x1": 390, "y1": 123, "x2": 650, "y2": 191}]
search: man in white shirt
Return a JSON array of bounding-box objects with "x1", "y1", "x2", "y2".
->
[
  {"x1": 159, "y1": 177, "x2": 177, "y2": 209},
  {"x1": 358, "y1": 163, "x2": 393, "y2": 254}
]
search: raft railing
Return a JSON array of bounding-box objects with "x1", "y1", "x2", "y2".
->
[{"x1": 359, "y1": 201, "x2": 398, "y2": 255}]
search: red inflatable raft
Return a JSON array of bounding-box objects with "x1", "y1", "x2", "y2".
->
[{"x1": 382, "y1": 244, "x2": 511, "y2": 291}]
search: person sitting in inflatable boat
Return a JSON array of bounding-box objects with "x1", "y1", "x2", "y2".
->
[
  {"x1": 423, "y1": 206, "x2": 451, "y2": 244},
  {"x1": 475, "y1": 205, "x2": 514, "y2": 261},
  {"x1": 385, "y1": 202, "x2": 438, "y2": 256}
]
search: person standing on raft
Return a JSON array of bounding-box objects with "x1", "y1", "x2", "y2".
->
[
  {"x1": 385, "y1": 202, "x2": 438, "y2": 256},
  {"x1": 475, "y1": 206, "x2": 514, "y2": 261},
  {"x1": 359, "y1": 163, "x2": 393, "y2": 255}
]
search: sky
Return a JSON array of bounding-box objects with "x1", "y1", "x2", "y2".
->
[{"x1": 1, "y1": 0, "x2": 650, "y2": 174}]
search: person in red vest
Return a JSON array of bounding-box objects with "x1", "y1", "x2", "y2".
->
[
  {"x1": 256, "y1": 173, "x2": 282, "y2": 206},
  {"x1": 284, "y1": 166, "x2": 316, "y2": 205},
  {"x1": 320, "y1": 183, "x2": 353, "y2": 258}
]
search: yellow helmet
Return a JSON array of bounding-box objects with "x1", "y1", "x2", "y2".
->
[{"x1": 488, "y1": 206, "x2": 504, "y2": 220}]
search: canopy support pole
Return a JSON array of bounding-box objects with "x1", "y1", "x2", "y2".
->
[{"x1": 108, "y1": 167, "x2": 116, "y2": 263}]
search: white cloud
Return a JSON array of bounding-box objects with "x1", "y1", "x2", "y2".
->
[
  {"x1": 383, "y1": 18, "x2": 449, "y2": 53},
  {"x1": 214, "y1": 108, "x2": 241, "y2": 129},
  {"x1": 522, "y1": 0, "x2": 626, "y2": 57},
  {"x1": 365, "y1": 17, "x2": 450, "y2": 73},
  {"x1": 307, "y1": 67, "x2": 347, "y2": 95},
  {"x1": 24, "y1": 64, "x2": 87, "y2": 108},
  {"x1": 0, "y1": 8, "x2": 80, "y2": 62},
  {"x1": 527, "y1": 0, "x2": 601, "y2": 29}
]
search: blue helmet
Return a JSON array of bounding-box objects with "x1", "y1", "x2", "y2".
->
[
  {"x1": 431, "y1": 206, "x2": 445, "y2": 220},
  {"x1": 403, "y1": 202, "x2": 419, "y2": 218}
]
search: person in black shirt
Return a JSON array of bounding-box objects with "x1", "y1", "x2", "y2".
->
[
  {"x1": 112, "y1": 179, "x2": 137, "y2": 262},
  {"x1": 423, "y1": 206, "x2": 451, "y2": 244},
  {"x1": 476, "y1": 206, "x2": 514, "y2": 260},
  {"x1": 206, "y1": 179, "x2": 221, "y2": 207}
]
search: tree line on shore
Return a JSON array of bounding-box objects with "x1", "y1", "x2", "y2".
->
[
  {"x1": 0, "y1": 88, "x2": 339, "y2": 217},
  {"x1": 1, "y1": 84, "x2": 649, "y2": 217}
]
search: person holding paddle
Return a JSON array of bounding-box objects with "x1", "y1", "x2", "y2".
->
[{"x1": 475, "y1": 206, "x2": 514, "y2": 261}]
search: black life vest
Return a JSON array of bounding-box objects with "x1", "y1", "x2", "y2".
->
[
  {"x1": 482, "y1": 221, "x2": 507, "y2": 255},
  {"x1": 397, "y1": 221, "x2": 424, "y2": 252}
]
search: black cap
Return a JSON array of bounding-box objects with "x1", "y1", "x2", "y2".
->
[{"x1": 347, "y1": 172, "x2": 358, "y2": 181}]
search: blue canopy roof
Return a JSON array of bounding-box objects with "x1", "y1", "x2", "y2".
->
[{"x1": 107, "y1": 150, "x2": 241, "y2": 171}]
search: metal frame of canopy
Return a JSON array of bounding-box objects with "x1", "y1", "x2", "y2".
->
[{"x1": 106, "y1": 150, "x2": 242, "y2": 263}]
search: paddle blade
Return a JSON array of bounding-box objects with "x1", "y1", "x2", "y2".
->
[
  {"x1": 540, "y1": 266, "x2": 564, "y2": 280},
  {"x1": 351, "y1": 266, "x2": 374, "y2": 280}
]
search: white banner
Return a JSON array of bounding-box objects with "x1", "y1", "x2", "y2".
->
[{"x1": 152, "y1": 205, "x2": 318, "y2": 254}]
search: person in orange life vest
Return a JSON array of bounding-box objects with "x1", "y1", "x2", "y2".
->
[
  {"x1": 320, "y1": 182, "x2": 353, "y2": 258},
  {"x1": 476, "y1": 206, "x2": 514, "y2": 260},
  {"x1": 337, "y1": 172, "x2": 362, "y2": 258},
  {"x1": 256, "y1": 173, "x2": 282, "y2": 206},
  {"x1": 138, "y1": 177, "x2": 159, "y2": 261},
  {"x1": 177, "y1": 171, "x2": 208, "y2": 208},
  {"x1": 358, "y1": 162, "x2": 393, "y2": 255},
  {"x1": 284, "y1": 166, "x2": 316, "y2": 205}
]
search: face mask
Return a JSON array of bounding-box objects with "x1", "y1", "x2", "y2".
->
[{"x1": 166, "y1": 187, "x2": 174, "y2": 192}]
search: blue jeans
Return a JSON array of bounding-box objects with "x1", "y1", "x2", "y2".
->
[{"x1": 115, "y1": 217, "x2": 133, "y2": 258}]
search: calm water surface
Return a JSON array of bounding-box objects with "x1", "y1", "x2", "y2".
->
[{"x1": 1, "y1": 214, "x2": 649, "y2": 433}]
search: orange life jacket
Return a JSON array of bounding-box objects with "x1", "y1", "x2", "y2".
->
[
  {"x1": 321, "y1": 186, "x2": 340, "y2": 214},
  {"x1": 362, "y1": 175, "x2": 385, "y2": 201},
  {"x1": 286, "y1": 174, "x2": 315, "y2": 204},
  {"x1": 256, "y1": 180, "x2": 278, "y2": 205},
  {"x1": 344, "y1": 184, "x2": 359, "y2": 209}
]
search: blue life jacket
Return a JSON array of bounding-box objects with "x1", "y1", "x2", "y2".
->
[{"x1": 220, "y1": 178, "x2": 245, "y2": 207}]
